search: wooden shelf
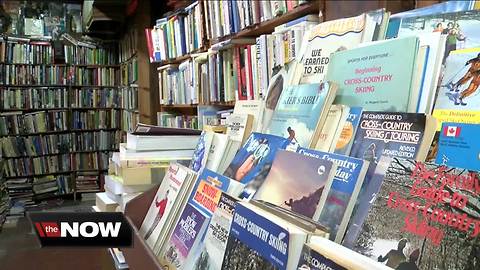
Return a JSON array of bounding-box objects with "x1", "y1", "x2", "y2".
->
[
  {"x1": 161, "y1": 102, "x2": 235, "y2": 109},
  {"x1": 152, "y1": 46, "x2": 209, "y2": 67},
  {"x1": 0, "y1": 128, "x2": 120, "y2": 137},
  {"x1": 0, "y1": 62, "x2": 119, "y2": 68}
]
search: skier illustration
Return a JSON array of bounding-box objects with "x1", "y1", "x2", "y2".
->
[
  {"x1": 144, "y1": 190, "x2": 169, "y2": 240},
  {"x1": 445, "y1": 53, "x2": 480, "y2": 105}
]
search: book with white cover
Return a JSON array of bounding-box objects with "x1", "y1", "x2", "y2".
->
[
  {"x1": 225, "y1": 113, "x2": 253, "y2": 144},
  {"x1": 95, "y1": 192, "x2": 118, "y2": 212},
  {"x1": 233, "y1": 100, "x2": 265, "y2": 132},
  {"x1": 314, "y1": 105, "x2": 350, "y2": 152},
  {"x1": 139, "y1": 163, "x2": 197, "y2": 249},
  {"x1": 119, "y1": 143, "x2": 194, "y2": 160},
  {"x1": 104, "y1": 175, "x2": 153, "y2": 195},
  {"x1": 205, "y1": 133, "x2": 230, "y2": 172},
  {"x1": 126, "y1": 133, "x2": 199, "y2": 151}
]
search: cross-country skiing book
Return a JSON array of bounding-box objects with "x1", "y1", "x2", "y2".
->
[
  {"x1": 190, "y1": 192, "x2": 238, "y2": 270},
  {"x1": 295, "y1": 11, "x2": 388, "y2": 84},
  {"x1": 352, "y1": 157, "x2": 480, "y2": 270},
  {"x1": 297, "y1": 240, "x2": 391, "y2": 270},
  {"x1": 160, "y1": 203, "x2": 210, "y2": 270},
  {"x1": 266, "y1": 82, "x2": 338, "y2": 148},
  {"x1": 297, "y1": 147, "x2": 369, "y2": 243},
  {"x1": 253, "y1": 150, "x2": 337, "y2": 219},
  {"x1": 190, "y1": 131, "x2": 215, "y2": 172},
  {"x1": 314, "y1": 104, "x2": 350, "y2": 152},
  {"x1": 334, "y1": 106, "x2": 363, "y2": 155},
  {"x1": 432, "y1": 48, "x2": 480, "y2": 127},
  {"x1": 327, "y1": 36, "x2": 420, "y2": 112},
  {"x1": 220, "y1": 201, "x2": 329, "y2": 270},
  {"x1": 223, "y1": 132, "x2": 291, "y2": 199},
  {"x1": 435, "y1": 122, "x2": 480, "y2": 171},
  {"x1": 139, "y1": 163, "x2": 197, "y2": 249}
]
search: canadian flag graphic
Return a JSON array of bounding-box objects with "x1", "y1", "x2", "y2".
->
[{"x1": 443, "y1": 126, "x2": 461, "y2": 137}]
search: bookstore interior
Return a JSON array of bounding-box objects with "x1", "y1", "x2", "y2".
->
[{"x1": 1, "y1": 0, "x2": 480, "y2": 269}]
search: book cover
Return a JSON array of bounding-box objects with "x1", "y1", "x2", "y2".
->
[
  {"x1": 233, "y1": 100, "x2": 265, "y2": 132},
  {"x1": 334, "y1": 106, "x2": 363, "y2": 155},
  {"x1": 435, "y1": 122, "x2": 480, "y2": 171},
  {"x1": 432, "y1": 48, "x2": 480, "y2": 127},
  {"x1": 139, "y1": 163, "x2": 192, "y2": 248},
  {"x1": 327, "y1": 36, "x2": 419, "y2": 112},
  {"x1": 190, "y1": 131, "x2": 215, "y2": 173},
  {"x1": 190, "y1": 193, "x2": 238, "y2": 270},
  {"x1": 314, "y1": 104, "x2": 350, "y2": 152},
  {"x1": 205, "y1": 133, "x2": 230, "y2": 172},
  {"x1": 266, "y1": 82, "x2": 334, "y2": 148},
  {"x1": 353, "y1": 158, "x2": 480, "y2": 270},
  {"x1": 225, "y1": 113, "x2": 253, "y2": 144},
  {"x1": 254, "y1": 150, "x2": 336, "y2": 219},
  {"x1": 297, "y1": 244, "x2": 347, "y2": 270},
  {"x1": 223, "y1": 132, "x2": 291, "y2": 199},
  {"x1": 161, "y1": 203, "x2": 209, "y2": 270},
  {"x1": 221, "y1": 203, "x2": 290, "y2": 270},
  {"x1": 188, "y1": 169, "x2": 243, "y2": 216},
  {"x1": 297, "y1": 147, "x2": 369, "y2": 243},
  {"x1": 297, "y1": 14, "x2": 367, "y2": 84}
]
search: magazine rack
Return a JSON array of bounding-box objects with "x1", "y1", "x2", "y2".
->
[{"x1": 121, "y1": 184, "x2": 163, "y2": 270}]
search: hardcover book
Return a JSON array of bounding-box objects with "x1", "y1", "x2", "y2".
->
[
  {"x1": 223, "y1": 132, "x2": 291, "y2": 199},
  {"x1": 297, "y1": 147, "x2": 369, "y2": 243},
  {"x1": 435, "y1": 122, "x2": 480, "y2": 171},
  {"x1": 254, "y1": 150, "x2": 336, "y2": 219},
  {"x1": 327, "y1": 36, "x2": 419, "y2": 112},
  {"x1": 161, "y1": 203, "x2": 210, "y2": 270},
  {"x1": 334, "y1": 106, "x2": 363, "y2": 155},
  {"x1": 266, "y1": 82, "x2": 337, "y2": 148},
  {"x1": 352, "y1": 158, "x2": 480, "y2": 270}
]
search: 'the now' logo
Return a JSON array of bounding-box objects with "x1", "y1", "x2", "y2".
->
[{"x1": 29, "y1": 212, "x2": 132, "y2": 247}]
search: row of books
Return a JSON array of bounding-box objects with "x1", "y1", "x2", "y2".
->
[
  {"x1": 157, "y1": 112, "x2": 199, "y2": 129},
  {"x1": 63, "y1": 44, "x2": 118, "y2": 66},
  {"x1": 0, "y1": 38, "x2": 118, "y2": 65},
  {"x1": 1, "y1": 131, "x2": 121, "y2": 158},
  {"x1": 120, "y1": 57, "x2": 138, "y2": 86},
  {"x1": 71, "y1": 109, "x2": 122, "y2": 130},
  {"x1": 0, "y1": 87, "x2": 137, "y2": 111},
  {"x1": 121, "y1": 110, "x2": 140, "y2": 133},
  {"x1": 146, "y1": 1, "x2": 205, "y2": 62},
  {"x1": 0, "y1": 65, "x2": 119, "y2": 86},
  {"x1": 157, "y1": 13, "x2": 316, "y2": 106},
  {"x1": 71, "y1": 152, "x2": 109, "y2": 171},
  {"x1": 75, "y1": 172, "x2": 102, "y2": 192},
  {"x1": 119, "y1": 28, "x2": 138, "y2": 64},
  {"x1": 4, "y1": 154, "x2": 70, "y2": 177},
  {"x1": 0, "y1": 110, "x2": 68, "y2": 135}
]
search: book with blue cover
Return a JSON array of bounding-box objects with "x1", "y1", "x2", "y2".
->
[
  {"x1": 266, "y1": 82, "x2": 337, "y2": 148},
  {"x1": 253, "y1": 150, "x2": 337, "y2": 220},
  {"x1": 435, "y1": 122, "x2": 480, "y2": 171},
  {"x1": 190, "y1": 131, "x2": 214, "y2": 173},
  {"x1": 223, "y1": 132, "x2": 291, "y2": 199},
  {"x1": 327, "y1": 36, "x2": 419, "y2": 112},
  {"x1": 297, "y1": 147, "x2": 369, "y2": 243},
  {"x1": 334, "y1": 106, "x2": 363, "y2": 155},
  {"x1": 160, "y1": 203, "x2": 209, "y2": 270}
]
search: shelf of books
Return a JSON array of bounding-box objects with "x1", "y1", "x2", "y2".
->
[
  {"x1": 92, "y1": 1, "x2": 480, "y2": 270},
  {"x1": 0, "y1": 31, "x2": 139, "y2": 207}
]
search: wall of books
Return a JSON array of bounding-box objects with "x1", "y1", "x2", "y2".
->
[
  {"x1": 122, "y1": 0, "x2": 480, "y2": 270},
  {"x1": 0, "y1": 1, "x2": 138, "y2": 213}
]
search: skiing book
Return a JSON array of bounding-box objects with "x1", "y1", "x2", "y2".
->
[
  {"x1": 253, "y1": 150, "x2": 337, "y2": 219},
  {"x1": 190, "y1": 131, "x2": 215, "y2": 172},
  {"x1": 266, "y1": 82, "x2": 338, "y2": 148},
  {"x1": 327, "y1": 36, "x2": 420, "y2": 112},
  {"x1": 297, "y1": 147, "x2": 369, "y2": 243},
  {"x1": 352, "y1": 157, "x2": 480, "y2": 270},
  {"x1": 435, "y1": 122, "x2": 480, "y2": 171},
  {"x1": 223, "y1": 132, "x2": 291, "y2": 199},
  {"x1": 334, "y1": 106, "x2": 363, "y2": 155}
]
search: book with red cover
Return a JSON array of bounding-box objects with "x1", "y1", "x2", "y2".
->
[
  {"x1": 144, "y1": 28, "x2": 154, "y2": 63},
  {"x1": 245, "y1": 45, "x2": 254, "y2": 100},
  {"x1": 351, "y1": 157, "x2": 480, "y2": 270},
  {"x1": 234, "y1": 47, "x2": 247, "y2": 100}
]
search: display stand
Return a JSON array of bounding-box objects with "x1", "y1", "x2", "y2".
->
[{"x1": 121, "y1": 184, "x2": 162, "y2": 270}]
